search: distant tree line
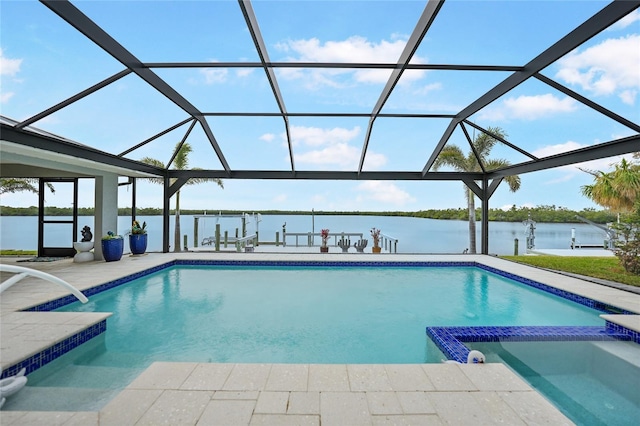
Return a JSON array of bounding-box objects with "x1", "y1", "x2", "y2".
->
[
  {"x1": 0, "y1": 206, "x2": 165, "y2": 216},
  {"x1": 413, "y1": 205, "x2": 617, "y2": 224},
  {"x1": 0, "y1": 204, "x2": 618, "y2": 224}
]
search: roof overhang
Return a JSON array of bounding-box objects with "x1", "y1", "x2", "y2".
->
[{"x1": 1, "y1": 124, "x2": 164, "y2": 179}]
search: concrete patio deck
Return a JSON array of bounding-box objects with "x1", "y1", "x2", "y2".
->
[{"x1": 1, "y1": 252, "x2": 639, "y2": 425}]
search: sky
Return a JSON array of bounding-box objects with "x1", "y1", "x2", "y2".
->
[{"x1": 1, "y1": 1, "x2": 639, "y2": 213}]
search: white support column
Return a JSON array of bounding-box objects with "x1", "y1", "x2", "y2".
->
[{"x1": 94, "y1": 174, "x2": 119, "y2": 260}]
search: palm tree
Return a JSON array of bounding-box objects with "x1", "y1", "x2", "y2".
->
[
  {"x1": 140, "y1": 142, "x2": 223, "y2": 252},
  {"x1": 0, "y1": 178, "x2": 55, "y2": 195},
  {"x1": 581, "y1": 156, "x2": 640, "y2": 213},
  {"x1": 432, "y1": 127, "x2": 521, "y2": 253}
]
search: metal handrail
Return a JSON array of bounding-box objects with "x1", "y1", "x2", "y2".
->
[
  {"x1": 379, "y1": 232, "x2": 399, "y2": 253},
  {"x1": 283, "y1": 232, "x2": 364, "y2": 247},
  {"x1": 235, "y1": 234, "x2": 257, "y2": 252}
]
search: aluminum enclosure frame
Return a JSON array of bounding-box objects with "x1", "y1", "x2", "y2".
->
[{"x1": 1, "y1": 0, "x2": 639, "y2": 255}]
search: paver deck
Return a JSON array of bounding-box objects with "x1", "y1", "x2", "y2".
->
[{"x1": 1, "y1": 252, "x2": 639, "y2": 425}]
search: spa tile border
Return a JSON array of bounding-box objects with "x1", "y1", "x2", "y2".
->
[
  {"x1": 606, "y1": 321, "x2": 640, "y2": 343},
  {"x1": 427, "y1": 325, "x2": 633, "y2": 364}
]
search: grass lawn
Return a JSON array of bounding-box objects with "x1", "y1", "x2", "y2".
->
[
  {"x1": 0, "y1": 250, "x2": 37, "y2": 256},
  {"x1": 500, "y1": 256, "x2": 640, "y2": 287}
]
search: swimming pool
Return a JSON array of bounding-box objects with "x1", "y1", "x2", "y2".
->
[
  {"x1": 60, "y1": 264, "x2": 606, "y2": 362},
  {"x1": 5, "y1": 260, "x2": 636, "y2": 416}
]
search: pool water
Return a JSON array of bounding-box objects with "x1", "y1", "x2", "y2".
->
[
  {"x1": 468, "y1": 340, "x2": 640, "y2": 426},
  {"x1": 9, "y1": 265, "x2": 609, "y2": 411},
  {"x1": 61, "y1": 265, "x2": 603, "y2": 363}
]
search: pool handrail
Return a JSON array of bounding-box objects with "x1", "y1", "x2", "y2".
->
[{"x1": 0, "y1": 264, "x2": 88, "y2": 303}]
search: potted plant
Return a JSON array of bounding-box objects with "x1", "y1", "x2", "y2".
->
[
  {"x1": 101, "y1": 231, "x2": 124, "y2": 262},
  {"x1": 320, "y1": 228, "x2": 330, "y2": 253},
  {"x1": 370, "y1": 227, "x2": 382, "y2": 253},
  {"x1": 128, "y1": 220, "x2": 148, "y2": 255}
]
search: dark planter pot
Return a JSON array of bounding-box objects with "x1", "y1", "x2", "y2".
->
[
  {"x1": 320, "y1": 246, "x2": 329, "y2": 253},
  {"x1": 372, "y1": 246, "x2": 382, "y2": 253},
  {"x1": 102, "y1": 238, "x2": 124, "y2": 262},
  {"x1": 129, "y1": 234, "x2": 148, "y2": 255}
]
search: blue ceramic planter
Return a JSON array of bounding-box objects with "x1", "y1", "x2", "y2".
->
[
  {"x1": 129, "y1": 234, "x2": 148, "y2": 255},
  {"x1": 101, "y1": 238, "x2": 124, "y2": 262}
]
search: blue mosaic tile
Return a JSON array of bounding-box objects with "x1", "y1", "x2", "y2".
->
[
  {"x1": 0, "y1": 321, "x2": 107, "y2": 380},
  {"x1": 605, "y1": 321, "x2": 640, "y2": 344},
  {"x1": 474, "y1": 263, "x2": 633, "y2": 315},
  {"x1": 427, "y1": 325, "x2": 632, "y2": 363},
  {"x1": 174, "y1": 259, "x2": 477, "y2": 269}
]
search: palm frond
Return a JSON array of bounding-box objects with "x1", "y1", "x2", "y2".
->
[
  {"x1": 504, "y1": 174, "x2": 521, "y2": 192},
  {"x1": 473, "y1": 126, "x2": 506, "y2": 159},
  {"x1": 0, "y1": 178, "x2": 55, "y2": 195},
  {"x1": 138, "y1": 157, "x2": 166, "y2": 185},
  {"x1": 173, "y1": 143, "x2": 193, "y2": 170},
  {"x1": 581, "y1": 158, "x2": 640, "y2": 212},
  {"x1": 432, "y1": 145, "x2": 468, "y2": 171}
]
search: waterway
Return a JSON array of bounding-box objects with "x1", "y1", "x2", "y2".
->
[{"x1": 0, "y1": 214, "x2": 609, "y2": 255}]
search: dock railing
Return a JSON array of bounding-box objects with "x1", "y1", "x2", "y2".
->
[
  {"x1": 283, "y1": 231, "x2": 399, "y2": 253},
  {"x1": 379, "y1": 232, "x2": 399, "y2": 253},
  {"x1": 284, "y1": 232, "x2": 364, "y2": 248}
]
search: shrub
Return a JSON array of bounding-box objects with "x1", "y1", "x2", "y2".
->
[{"x1": 613, "y1": 214, "x2": 640, "y2": 275}]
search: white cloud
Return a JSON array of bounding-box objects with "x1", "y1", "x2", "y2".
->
[
  {"x1": 355, "y1": 181, "x2": 416, "y2": 206},
  {"x1": 578, "y1": 154, "x2": 636, "y2": 174},
  {"x1": 281, "y1": 125, "x2": 386, "y2": 170},
  {"x1": 532, "y1": 141, "x2": 586, "y2": 158},
  {"x1": 0, "y1": 48, "x2": 22, "y2": 76},
  {"x1": 532, "y1": 141, "x2": 636, "y2": 184},
  {"x1": 362, "y1": 151, "x2": 387, "y2": 169},
  {"x1": 275, "y1": 36, "x2": 427, "y2": 86},
  {"x1": 290, "y1": 125, "x2": 360, "y2": 147},
  {"x1": 608, "y1": 10, "x2": 640, "y2": 30},
  {"x1": 1, "y1": 91, "x2": 15, "y2": 103},
  {"x1": 414, "y1": 82, "x2": 442, "y2": 95},
  {"x1": 1, "y1": 48, "x2": 22, "y2": 103},
  {"x1": 542, "y1": 173, "x2": 581, "y2": 185},
  {"x1": 619, "y1": 89, "x2": 638, "y2": 105},
  {"x1": 284, "y1": 36, "x2": 401, "y2": 64},
  {"x1": 236, "y1": 69, "x2": 254, "y2": 78},
  {"x1": 479, "y1": 94, "x2": 577, "y2": 121},
  {"x1": 260, "y1": 133, "x2": 276, "y2": 142},
  {"x1": 295, "y1": 142, "x2": 361, "y2": 168},
  {"x1": 200, "y1": 68, "x2": 228, "y2": 84},
  {"x1": 555, "y1": 35, "x2": 640, "y2": 105}
]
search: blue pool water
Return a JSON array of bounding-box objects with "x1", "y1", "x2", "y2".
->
[
  {"x1": 59, "y1": 265, "x2": 604, "y2": 364},
  {"x1": 9, "y1": 264, "x2": 615, "y2": 412}
]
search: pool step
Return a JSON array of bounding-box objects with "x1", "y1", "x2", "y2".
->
[
  {"x1": 1, "y1": 386, "x2": 121, "y2": 412},
  {"x1": 74, "y1": 350, "x2": 147, "y2": 369},
  {"x1": 591, "y1": 340, "x2": 640, "y2": 369},
  {"x1": 29, "y1": 363, "x2": 142, "y2": 389}
]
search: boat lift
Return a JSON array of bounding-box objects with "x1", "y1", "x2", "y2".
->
[
  {"x1": 194, "y1": 212, "x2": 261, "y2": 249},
  {"x1": 573, "y1": 215, "x2": 617, "y2": 249},
  {"x1": 523, "y1": 213, "x2": 536, "y2": 250}
]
